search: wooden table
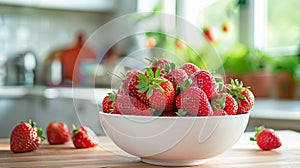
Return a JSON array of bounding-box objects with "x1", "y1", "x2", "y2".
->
[{"x1": 1, "y1": 130, "x2": 299, "y2": 167}]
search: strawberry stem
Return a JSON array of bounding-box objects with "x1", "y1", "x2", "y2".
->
[{"x1": 250, "y1": 125, "x2": 265, "y2": 141}]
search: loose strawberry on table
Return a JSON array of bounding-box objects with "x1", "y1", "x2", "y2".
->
[
  {"x1": 46, "y1": 122, "x2": 71, "y2": 145},
  {"x1": 10, "y1": 120, "x2": 45, "y2": 153},
  {"x1": 72, "y1": 125, "x2": 98, "y2": 149},
  {"x1": 250, "y1": 126, "x2": 282, "y2": 150}
]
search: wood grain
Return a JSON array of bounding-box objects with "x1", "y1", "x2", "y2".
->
[{"x1": 0, "y1": 131, "x2": 299, "y2": 167}]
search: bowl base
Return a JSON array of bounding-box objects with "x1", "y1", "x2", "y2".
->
[{"x1": 141, "y1": 158, "x2": 207, "y2": 166}]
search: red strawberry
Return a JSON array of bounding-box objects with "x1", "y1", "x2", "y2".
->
[
  {"x1": 250, "y1": 126, "x2": 282, "y2": 150},
  {"x1": 203, "y1": 27, "x2": 215, "y2": 43},
  {"x1": 72, "y1": 125, "x2": 98, "y2": 148},
  {"x1": 135, "y1": 68, "x2": 176, "y2": 111},
  {"x1": 176, "y1": 86, "x2": 213, "y2": 116},
  {"x1": 101, "y1": 92, "x2": 118, "y2": 113},
  {"x1": 213, "y1": 109, "x2": 228, "y2": 116},
  {"x1": 191, "y1": 70, "x2": 219, "y2": 100},
  {"x1": 123, "y1": 70, "x2": 143, "y2": 96},
  {"x1": 161, "y1": 111, "x2": 177, "y2": 117},
  {"x1": 102, "y1": 96, "x2": 113, "y2": 113},
  {"x1": 163, "y1": 63, "x2": 188, "y2": 91},
  {"x1": 147, "y1": 58, "x2": 172, "y2": 75},
  {"x1": 46, "y1": 122, "x2": 71, "y2": 145},
  {"x1": 113, "y1": 94, "x2": 152, "y2": 116},
  {"x1": 211, "y1": 93, "x2": 238, "y2": 115},
  {"x1": 180, "y1": 63, "x2": 200, "y2": 78},
  {"x1": 226, "y1": 79, "x2": 255, "y2": 114},
  {"x1": 10, "y1": 120, "x2": 45, "y2": 153}
]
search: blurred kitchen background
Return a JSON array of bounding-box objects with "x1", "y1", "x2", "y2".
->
[{"x1": 0, "y1": 0, "x2": 299, "y2": 138}]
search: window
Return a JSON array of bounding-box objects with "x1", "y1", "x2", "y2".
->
[{"x1": 245, "y1": 0, "x2": 300, "y2": 56}]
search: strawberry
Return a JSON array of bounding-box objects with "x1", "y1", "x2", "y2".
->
[
  {"x1": 176, "y1": 86, "x2": 213, "y2": 116},
  {"x1": 46, "y1": 122, "x2": 71, "y2": 145},
  {"x1": 191, "y1": 70, "x2": 219, "y2": 100},
  {"x1": 250, "y1": 126, "x2": 282, "y2": 150},
  {"x1": 102, "y1": 96, "x2": 113, "y2": 113},
  {"x1": 123, "y1": 70, "x2": 143, "y2": 96},
  {"x1": 226, "y1": 79, "x2": 255, "y2": 114},
  {"x1": 147, "y1": 58, "x2": 172, "y2": 75},
  {"x1": 211, "y1": 93, "x2": 238, "y2": 115},
  {"x1": 10, "y1": 120, "x2": 45, "y2": 153},
  {"x1": 72, "y1": 125, "x2": 98, "y2": 148},
  {"x1": 113, "y1": 94, "x2": 152, "y2": 116},
  {"x1": 102, "y1": 92, "x2": 118, "y2": 113},
  {"x1": 163, "y1": 63, "x2": 188, "y2": 92},
  {"x1": 161, "y1": 111, "x2": 177, "y2": 117},
  {"x1": 213, "y1": 109, "x2": 228, "y2": 116},
  {"x1": 203, "y1": 27, "x2": 215, "y2": 43},
  {"x1": 180, "y1": 63, "x2": 200, "y2": 78},
  {"x1": 135, "y1": 67, "x2": 176, "y2": 111}
]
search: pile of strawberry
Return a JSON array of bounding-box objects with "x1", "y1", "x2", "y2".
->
[{"x1": 102, "y1": 58, "x2": 255, "y2": 116}]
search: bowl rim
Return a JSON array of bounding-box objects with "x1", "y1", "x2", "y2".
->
[{"x1": 99, "y1": 111, "x2": 250, "y2": 119}]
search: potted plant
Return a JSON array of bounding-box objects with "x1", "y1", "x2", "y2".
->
[
  {"x1": 222, "y1": 43, "x2": 273, "y2": 98},
  {"x1": 269, "y1": 55, "x2": 300, "y2": 99}
]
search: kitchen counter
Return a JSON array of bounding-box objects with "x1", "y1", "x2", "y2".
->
[
  {"x1": 0, "y1": 130, "x2": 299, "y2": 167},
  {"x1": 1, "y1": 86, "x2": 299, "y2": 116},
  {"x1": 1, "y1": 86, "x2": 300, "y2": 132}
]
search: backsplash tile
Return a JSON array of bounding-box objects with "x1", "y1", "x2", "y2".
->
[
  {"x1": 0, "y1": 6, "x2": 112, "y2": 85},
  {"x1": 0, "y1": 6, "x2": 110, "y2": 61}
]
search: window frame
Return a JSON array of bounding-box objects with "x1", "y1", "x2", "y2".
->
[{"x1": 239, "y1": 0, "x2": 299, "y2": 56}]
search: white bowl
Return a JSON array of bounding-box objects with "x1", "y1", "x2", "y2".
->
[{"x1": 99, "y1": 112, "x2": 249, "y2": 166}]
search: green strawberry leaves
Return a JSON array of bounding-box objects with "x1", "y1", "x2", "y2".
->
[
  {"x1": 164, "y1": 62, "x2": 176, "y2": 74},
  {"x1": 227, "y1": 79, "x2": 250, "y2": 105},
  {"x1": 177, "y1": 79, "x2": 192, "y2": 93},
  {"x1": 250, "y1": 125, "x2": 265, "y2": 141},
  {"x1": 136, "y1": 67, "x2": 167, "y2": 98},
  {"x1": 107, "y1": 92, "x2": 118, "y2": 102},
  {"x1": 28, "y1": 120, "x2": 46, "y2": 141},
  {"x1": 176, "y1": 109, "x2": 187, "y2": 116}
]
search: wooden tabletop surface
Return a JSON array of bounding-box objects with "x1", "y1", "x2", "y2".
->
[{"x1": 0, "y1": 130, "x2": 299, "y2": 168}]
